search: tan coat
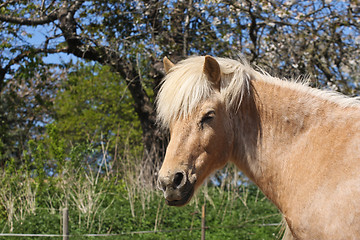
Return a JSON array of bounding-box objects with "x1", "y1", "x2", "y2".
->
[{"x1": 157, "y1": 56, "x2": 360, "y2": 239}]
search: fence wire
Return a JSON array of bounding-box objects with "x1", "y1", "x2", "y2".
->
[{"x1": 0, "y1": 223, "x2": 281, "y2": 238}]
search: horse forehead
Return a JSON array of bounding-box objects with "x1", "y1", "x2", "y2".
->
[
  {"x1": 169, "y1": 95, "x2": 223, "y2": 130},
  {"x1": 194, "y1": 94, "x2": 224, "y2": 113},
  {"x1": 201, "y1": 97, "x2": 222, "y2": 108}
]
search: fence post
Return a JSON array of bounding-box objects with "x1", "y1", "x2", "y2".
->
[
  {"x1": 63, "y1": 208, "x2": 69, "y2": 240},
  {"x1": 201, "y1": 202, "x2": 206, "y2": 240}
]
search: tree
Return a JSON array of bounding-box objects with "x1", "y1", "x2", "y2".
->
[
  {"x1": 54, "y1": 63, "x2": 142, "y2": 173},
  {"x1": 0, "y1": 1, "x2": 169, "y2": 174},
  {"x1": 0, "y1": 56, "x2": 59, "y2": 166},
  {"x1": 0, "y1": 0, "x2": 358, "y2": 180}
]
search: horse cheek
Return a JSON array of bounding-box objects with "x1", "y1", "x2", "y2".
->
[{"x1": 202, "y1": 127, "x2": 228, "y2": 170}]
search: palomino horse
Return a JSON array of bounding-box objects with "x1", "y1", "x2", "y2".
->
[{"x1": 156, "y1": 55, "x2": 360, "y2": 239}]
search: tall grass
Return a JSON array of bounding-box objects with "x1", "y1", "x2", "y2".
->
[{"x1": 0, "y1": 137, "x2": 282, "y2": 239}]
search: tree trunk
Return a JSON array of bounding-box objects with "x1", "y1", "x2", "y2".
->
[
  {"x1": 120, "y1": 63, "x2": 168, "y2": 186},
  {"x1": 0, "y1": 1, "x2": 170, "y2": 185}
]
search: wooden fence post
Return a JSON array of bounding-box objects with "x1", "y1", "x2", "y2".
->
[
  {"x1": 63, "y1": 208, "x2": 69, "y2": 240},
  {"x1": 201, "y1": 202, "x2": 206, "y2": 240}
]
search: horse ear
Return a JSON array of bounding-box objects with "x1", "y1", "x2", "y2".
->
[
  {"x1": 203, "y1": 55, "x2": 221, "y2": 91},
  {"x1": 163, "y1": 57, "x2": 175, "y2": 74}
]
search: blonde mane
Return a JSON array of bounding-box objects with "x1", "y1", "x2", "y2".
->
[
  {"x1": 156, "y1": 56, "x2": 360, "y2": 129},
  {"x1": 156, "y1": 56, "x2": 253, "y2": 128}
]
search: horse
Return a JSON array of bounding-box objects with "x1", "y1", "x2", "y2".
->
[{"x1": 156, "y1": 55, "x2": 360, "y2": 239}]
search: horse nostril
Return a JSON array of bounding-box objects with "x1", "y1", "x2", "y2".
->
[{"x1": 173, "y1": 172, "x2": 184, "y2": 188}]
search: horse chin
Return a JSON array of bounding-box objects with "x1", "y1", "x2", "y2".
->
[{"x1": 165, "y1": 187, "x2": 194, "y2": 207}]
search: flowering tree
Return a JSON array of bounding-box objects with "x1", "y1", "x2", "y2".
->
[{"x1": 0, "y1": 0, "x2": 358, "y2": 175}]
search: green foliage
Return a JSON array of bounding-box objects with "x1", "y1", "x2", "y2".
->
[
  {"x1": 0, "y1": 180, "x2": 282, "y2": 240},
  {"x1": 1, "y1": 0, "x2": 359, "y2": 170},
  {"x1": 0, "y1": 54, "x2": 58, "y2": 167},
  {"x1": 53, "y1": 63, "x2": 142, "y2": 162},
  {"x1": 0, "y1": 138, "x2": 282, "y2": 239}
]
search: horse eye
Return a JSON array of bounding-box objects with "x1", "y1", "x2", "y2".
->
[{"x1": 200, "y1": 111, "x2": 215, "y2": 128}]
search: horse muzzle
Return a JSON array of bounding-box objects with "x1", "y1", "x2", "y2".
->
[{"x1": 157, "y1": 170, "x2": 196, "y2": 206}]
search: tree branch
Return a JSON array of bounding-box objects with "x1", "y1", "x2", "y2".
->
[
  {"x1": 0, "y1": 47, "x2": 68, "y2": 91},
  {"x1": 183, "y1": 0, "x2": 192, "y2": 57},
  {"x1": 9, "y1": 47, "x2": 68, "y2": 67},
  {"x1": 0, "y1": 1, "x2": 17, "y2": 9},
  {"x1": 0, "y1": 11, "x2": 58, "y2": 25}
]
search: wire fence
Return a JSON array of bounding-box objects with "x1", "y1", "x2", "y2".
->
[{"x1": 0, "y1": 224, "x2": 280, "y2": 238}]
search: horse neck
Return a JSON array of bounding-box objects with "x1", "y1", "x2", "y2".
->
[{"x1": 231, "y1": 79, "x2": 356, "y2": 212}]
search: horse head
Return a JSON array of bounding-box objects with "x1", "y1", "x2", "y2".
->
[{"x1": 157, "y1": 56, "x2": 235, "y2": 206}]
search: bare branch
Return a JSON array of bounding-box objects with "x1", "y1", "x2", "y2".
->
[
  {"x1": 69, "y1": 0, "x2": 85, "y2": 14},
  {"x1": 43, "y1": 0, "x2": 57, "y2": 14},
  {"x1": 0, "y1": 46, "x2": 67, "y2": 90},
  {"x1": 0, "y1": 11, "x2": 58, "y2": 25},
  {"x1": 183, "y1": 0, "x2": 192, "y2": 57},
  {"x1": 2, "y1": 47, "x2": 68, "y2": 79}
]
